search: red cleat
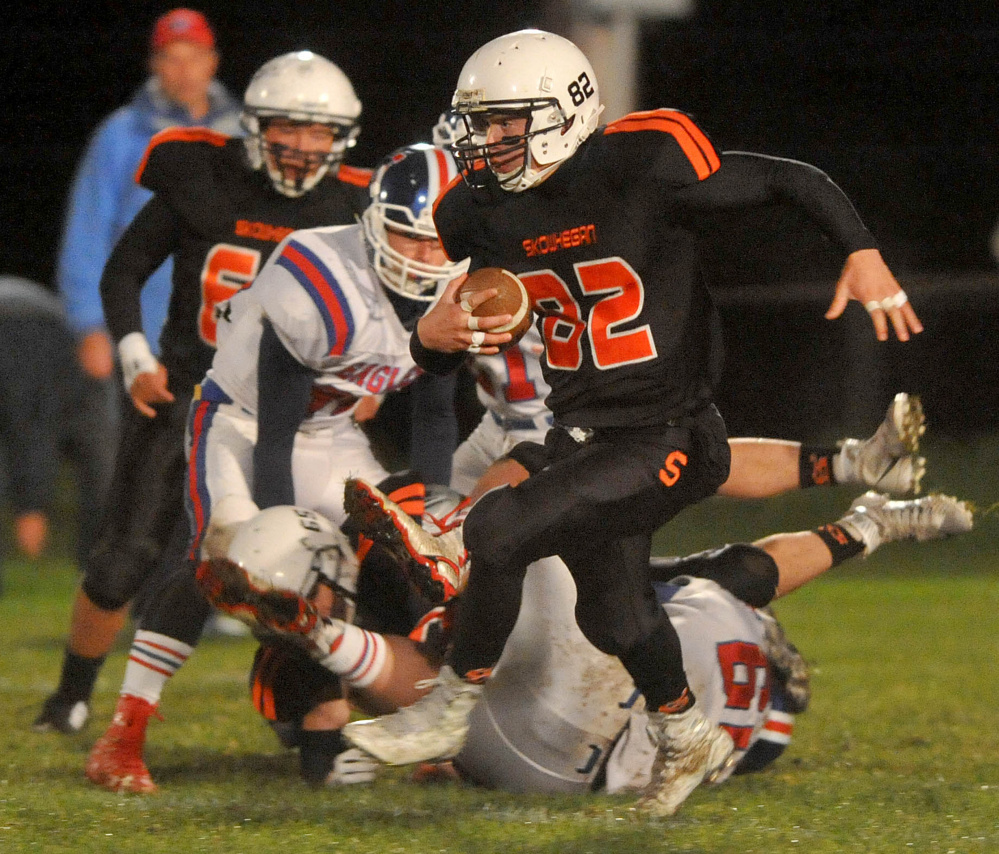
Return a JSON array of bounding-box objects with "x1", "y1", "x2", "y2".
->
[{"x1": 85, "y1": 695, "x2": 161, "y2": 794}]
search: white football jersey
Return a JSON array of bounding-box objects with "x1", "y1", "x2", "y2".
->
[
  {"x1": 450, "y1": 327, "x2": 553, "y2": 493},
  {"x1": 457, "y1": 558, "x2": 784, "y2": 793},
  {"x1": 470, "y1": 325, "x2": 551, "y2": 425},
  {"x1": 207, "y1": 223, "x2": 422, "y2": 426}
]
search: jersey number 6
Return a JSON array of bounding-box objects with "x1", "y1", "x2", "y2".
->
[{"x1": 199, "y1": 243, "x2": 262, "y2": 346}]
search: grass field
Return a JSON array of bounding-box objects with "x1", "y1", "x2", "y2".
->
[{"x1": 2, "y1": 436, "x2": 998, "y2": 853}]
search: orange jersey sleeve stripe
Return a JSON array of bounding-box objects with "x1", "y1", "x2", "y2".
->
[
  {"x1": 604, "y1": 109, "x2": 720, "y2": 180},
  {"x1": 134, "y1": 126, "x2": 230, "y2": 184},
  {"x1": 337, "y1": 164, "x2": 373, "y2": 187}
]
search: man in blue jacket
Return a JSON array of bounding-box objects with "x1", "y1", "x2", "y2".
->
[{"x1": 55, "y1": 8, "x2": 242, "y2": 389}]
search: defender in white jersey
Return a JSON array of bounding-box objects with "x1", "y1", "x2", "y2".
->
[
  {"x1": 192, "y1": 222, "x2": 423, "y2": 547},
  {"x1": 191, "y1": 142, "x2": 464, "y2": 555},
  {"x1": 456, "y1": 557, "x2": 790, "y2": 793}
]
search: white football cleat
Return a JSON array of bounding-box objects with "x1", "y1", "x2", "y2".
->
[
  {"x1": 343, "y1": 666, "x2": 483, "y2": 765},
  {"x1": 835, "y1": 393, "x2": 926, "y2": 493},
  {"x1": 639, "y1": 704, "x2": 735, "y2": 817},
  {"x1": 344, "y1": 478, "x2": 469, "y2": 603},
  {"x1": 837, "y1": 491, "x2": 974, "y2": 556},
  {"x1": 326, "y1": 747, "x2": 380, "y2": 786}
]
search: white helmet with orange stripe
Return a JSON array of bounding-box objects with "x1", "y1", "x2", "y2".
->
[
  {"x1": 361, "y1": 143, "x2": 467, "y2": 302},
  {"x1": 449, "y1": 30, "x2": 604, "y2": 192}
]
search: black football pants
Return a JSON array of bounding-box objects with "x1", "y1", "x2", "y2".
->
[
  {"x1": 452, "y1": 405, "x2": 731, "y2": 709},
  {"x1": 82, "y1": 386, "x2": 192, "y2": 611}
]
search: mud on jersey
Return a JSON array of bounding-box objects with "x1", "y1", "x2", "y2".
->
[
  {"x1": 133, "y1": 129, "x2": 370, "y2": 386},
  {"x1": 457, "y1": 562, "x2": 788, "y2": 793},
  {"x1": 206, "y1": 223, "x2": 422, "y2": 425},
  {"x1": 434, "y1": 110, "x2": 726, "y2": 430}
]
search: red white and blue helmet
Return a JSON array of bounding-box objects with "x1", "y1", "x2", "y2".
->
[{"x1": 361, "y1": 143, "x2": 466, "y2": 301}]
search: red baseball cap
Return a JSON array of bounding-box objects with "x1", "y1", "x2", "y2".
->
[{"x1": 150, "y1": 8, "x2": 216, "y2": 51}]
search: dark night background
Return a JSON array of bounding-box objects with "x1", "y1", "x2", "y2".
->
[{"x1": 2, "y1": 1, "x2": 997, "y2": 443}]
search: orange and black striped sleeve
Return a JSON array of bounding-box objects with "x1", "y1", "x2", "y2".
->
[
  {"x1": 604, "y1": 109, "x2": 721, "y2": 181},
  {"x1": 134, "y1": 127, "x2": 230, "y2": 187}
]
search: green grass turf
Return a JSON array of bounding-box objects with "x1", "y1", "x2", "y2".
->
[{"x1": 2, "y1": 436, "x2": 997, "y2": 853}]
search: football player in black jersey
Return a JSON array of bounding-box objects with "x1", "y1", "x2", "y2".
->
[
  {"x1": 341, "y1": 30, "x2": 923, "y2": 816},
  {"x1": 34, "y1": 52, "x2": 372, "y2": 738}
]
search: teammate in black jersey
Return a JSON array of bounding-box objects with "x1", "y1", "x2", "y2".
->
[
  {"x1": 34, "y1": 52, "x2": 371, "y2": 737},
  {"x1": 341, "y1": 30, "x2": 923, "y2": 817}
]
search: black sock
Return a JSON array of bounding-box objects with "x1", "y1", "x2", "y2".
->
[
  {"x1": 799, "y1": 445, "x2": 838, "y2": 488},
  {"x1": 619, "y1": 620, "x2": 693, "y2": 712},
  {"x1": 55, "y1": 650, "x2": 106, "y2": 703},
  {"x1": 298, "y1": 729, "x2": 347, "y2": 787},
  {"x1": 815, "y1": 523, "x2": 865, "y2": 566}
]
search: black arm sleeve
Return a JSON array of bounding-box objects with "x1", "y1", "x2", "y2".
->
[
  {"x1": 408, "y1": 371, "x2": 458, "y2": 485},
  {"x1": 675, "y1": 152, "x2": 878, "y2": 255},
  {"x1": 409, "y1": 330, "x2": 465, "y2": 375},
  {"x1": 253, "y1": 319, "x2": 315, "y2": 509},
  {"x1": 99, "y1": 196, "x2": 181, "y2": 343}
]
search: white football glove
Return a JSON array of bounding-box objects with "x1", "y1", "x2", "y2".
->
[{"x1": 326, "y1": 747, "x2": 379, "y2": 786}]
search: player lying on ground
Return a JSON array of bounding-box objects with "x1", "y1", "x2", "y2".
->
[
  {"x1": 198, "y1": 487, "x2": 972, "y2": 795},
  {"x1": 195, "y1": 389, "x2": 950, "y2": 790}
]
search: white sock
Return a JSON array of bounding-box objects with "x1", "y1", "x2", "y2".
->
[
  {"x1": 120, "y1": 630, "x2": 194, "y2": 705},
  {"x1": 314, "y1": 620, "x2": 387, "y2": 689}
]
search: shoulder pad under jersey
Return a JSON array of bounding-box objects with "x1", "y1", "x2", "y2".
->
[
  {"x1": 134, "y1": 127, "x2": 231, "y2": 193},
  {"x1": 602, "y1": 109, "x2": 720, "y2": 181}
]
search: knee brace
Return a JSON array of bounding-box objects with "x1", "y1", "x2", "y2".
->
[
  {"x1": 674, "y1": 543, "x2": 779, "y2": 608},
  {"x1": 82, "y1": 539, "x2": 159, "y2": 610}
]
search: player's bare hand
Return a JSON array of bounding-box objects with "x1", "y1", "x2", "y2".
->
[
  {"x1": 77, "y1": 330, "x2": 115, "y2": 379},
  {"x1": 826, "y1": 248, "x2": 923, "y2": 342},
  {"x1": 15, "y1": 511, "x2": 48, "y2": 558},
  {"x1": 416, "y1": 275, "x2": 513, "y2": 355},
  {"x1": 352, "y1": 395, "x2": 383, "y2": 423},
  {"x1": 130, "y1": 363, "x2": 174, "y2": 418}
]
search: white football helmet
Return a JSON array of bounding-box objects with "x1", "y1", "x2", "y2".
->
[
  {"x1": 450, "y1": 30, "x2": 604, "y2": 192},
  {"x1": 227, "y1": 506, "x2": 358, "y2": 605},
  {"x1": 242, "y1": 51, "x2": 362, "y2": 197},
  {"x1": 361, "y1": 143, "x2": 466, "y2": 302}
]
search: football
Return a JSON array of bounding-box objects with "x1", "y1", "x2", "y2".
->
[{"x1": 456, "y1": 267, "x2": 533, "y2": 351}]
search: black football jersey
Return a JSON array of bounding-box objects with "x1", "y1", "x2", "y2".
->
[
  {"x1": 102, "y1": 129, "x2": 371, "y2": 388},
  {"x1": 434, "y1": 110, "x2": 726, "y2": 429}
]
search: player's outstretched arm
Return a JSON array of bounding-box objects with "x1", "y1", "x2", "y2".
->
[{"x1": 826, "y1": 248, "x2": 923, "y2": 342}]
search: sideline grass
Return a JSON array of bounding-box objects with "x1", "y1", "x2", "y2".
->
[{"x1": 2, "y1": 437, "x2": 997, "y2": 853}]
